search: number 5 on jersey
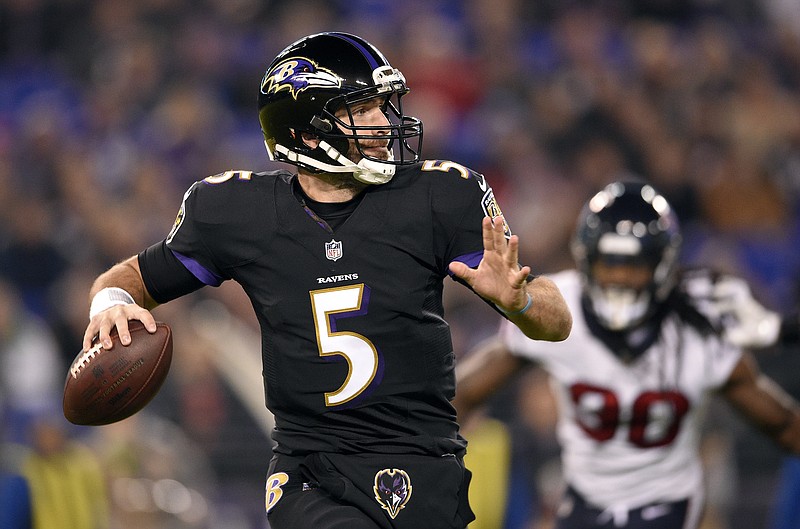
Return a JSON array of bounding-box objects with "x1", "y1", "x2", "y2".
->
[{"x1": 310, "y1": 285, "x2": 379, "y2": 406}]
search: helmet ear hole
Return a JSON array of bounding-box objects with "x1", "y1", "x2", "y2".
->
[{"x1": 298, "y1": 131, "x2": 319, "y2": 149}]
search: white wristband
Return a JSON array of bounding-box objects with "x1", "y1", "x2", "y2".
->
[{"x1": 89, "y1": 287, "x2": 135, "y2": 319}]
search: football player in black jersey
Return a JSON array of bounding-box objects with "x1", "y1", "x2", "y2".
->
[{"x1": 79, "y1": 32, "x2": 572, "y2": 529}]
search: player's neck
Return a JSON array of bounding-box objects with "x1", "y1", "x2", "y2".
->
[{"x1": 297, "y1": 172, "x2": 367, "y2": 203}]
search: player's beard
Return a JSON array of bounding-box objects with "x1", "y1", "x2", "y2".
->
[
  {"x1": 323, "y1": 138, "x2": 388, "y2": 190},
  {"x1": 349, "y1": 137, "x2": 390, "y2": 163},
  {"x1": 330, "y1": 173, "x2": 366, "y2": 192}
]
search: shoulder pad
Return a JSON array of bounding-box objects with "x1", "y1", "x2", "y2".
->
[
  {"x1": 419, "y1": 159, "x2": 487, "y2": 186},
  {"x1": 202, "y1": 170, "x2": 257, "y2": 184}
]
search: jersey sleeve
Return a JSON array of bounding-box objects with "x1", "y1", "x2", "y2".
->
[
  {"x1": 138, "y1": 240, "x2": 205, "y2": 304},
  {"x1": 162, "y1": 179, "x2": 231, "y2": 286},
  {"x1": 425, "y1": 160, "x2": 510, "y2": 272}
]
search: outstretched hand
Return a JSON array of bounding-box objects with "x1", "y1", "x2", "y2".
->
[{"x1": 449, "y1": 215, "x2": 531, "y2": 313}]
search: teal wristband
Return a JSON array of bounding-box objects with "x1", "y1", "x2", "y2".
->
[{"x1": 497, "y1": 293, "x2": 533, "y2": 316}]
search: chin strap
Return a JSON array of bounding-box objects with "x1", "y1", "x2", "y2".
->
[{"x1": 272, "y1": 141, "x2": 396, "y2": 185}]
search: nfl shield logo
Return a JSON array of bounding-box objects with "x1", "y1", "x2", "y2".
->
[{"x1": 325, "y1": 239, "x2": 343, "y2": 261}]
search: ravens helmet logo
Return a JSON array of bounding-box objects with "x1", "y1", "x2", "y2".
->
[{"x1": 260, "y1": 57, "x2": 342, "y2": 100}]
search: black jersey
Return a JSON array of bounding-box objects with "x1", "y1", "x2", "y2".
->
[{"x1": 141, "y1": 161, "x2": 505, "y2": 457}]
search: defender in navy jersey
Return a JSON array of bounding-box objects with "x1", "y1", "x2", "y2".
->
[
  {"x1": 80, "y1": 32, "x2": 572, "y2": 529},
  {"x1": 455, "y1": 181, "x2": 800, "y2": 529}
]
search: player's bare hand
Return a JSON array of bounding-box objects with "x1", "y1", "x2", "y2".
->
[
  {"x1": 449, "y1": 215, "x2": 531, "y2": 312},
  {"x1": 83, "y1": 304, "x2": 157, "y2": 352}
]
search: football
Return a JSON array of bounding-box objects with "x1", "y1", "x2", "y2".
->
[{"x1": 63, "y1": 320, "x2": 173, "y2": 426}]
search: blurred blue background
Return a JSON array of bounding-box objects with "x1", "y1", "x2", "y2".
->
[{"x1": 1, "y1": 1, "x2": 799, "y2": 528}]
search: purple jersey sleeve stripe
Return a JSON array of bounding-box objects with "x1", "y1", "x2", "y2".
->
[
  {"x1": 448, "y1": 250, "x2": 483, "y2": 277},
  {"x1": 172, "y1": 250, "x2": 223, "y2": 287}
]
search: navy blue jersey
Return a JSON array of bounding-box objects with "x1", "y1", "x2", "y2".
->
[{"x1": 142, "y1": 161, "x2": 505, "y2": 457}]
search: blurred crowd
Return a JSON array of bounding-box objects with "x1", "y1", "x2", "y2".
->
[{"x1": 1, "y1": 1, "x2": 799, "y2": 528}]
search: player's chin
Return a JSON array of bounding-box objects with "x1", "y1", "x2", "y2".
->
[{"x1": 366, "y1": 152, "x2": 390, "y2": 162}]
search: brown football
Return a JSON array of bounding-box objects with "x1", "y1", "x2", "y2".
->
[{"x1": 63, "y1": 320, "x2": 173, "y2": 426}]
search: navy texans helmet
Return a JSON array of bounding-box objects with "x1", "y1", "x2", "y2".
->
[
  {"x1": 572, "y1": 180, "x2": 682, "y2": 330},
  {"x1": 257, "y1": 32, "x2": 423, "y2": 185}
]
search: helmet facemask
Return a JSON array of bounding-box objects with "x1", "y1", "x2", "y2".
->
[
  {"x1": 586, "y1": 283, "x2": 653, "y2": 331},
  {"x1": 584, "y1": 250, "x2": 675, "y2": 331},
  {"x1": 310, "y1": 67, "x2": 423, "y2": 184}
]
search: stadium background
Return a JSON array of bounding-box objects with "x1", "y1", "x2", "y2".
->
[{"x1": 1, "y1": 0, "x2": 799, "y2": 528}]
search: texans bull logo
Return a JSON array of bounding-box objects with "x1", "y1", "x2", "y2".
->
[
  {"x1": 261, "y1": 57, "x2": 342, "y2": 100},
  {"x1": 373, "y1": 468, "x2": 412, "y2": 519}
]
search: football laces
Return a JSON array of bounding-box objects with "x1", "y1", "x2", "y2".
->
[{"x1": 70, "y1": 342, "x2": 104, "y2": 379}]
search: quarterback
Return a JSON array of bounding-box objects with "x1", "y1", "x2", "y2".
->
[{"x1": 80, "y1": 32, "x2": 572, "y2": 529}]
